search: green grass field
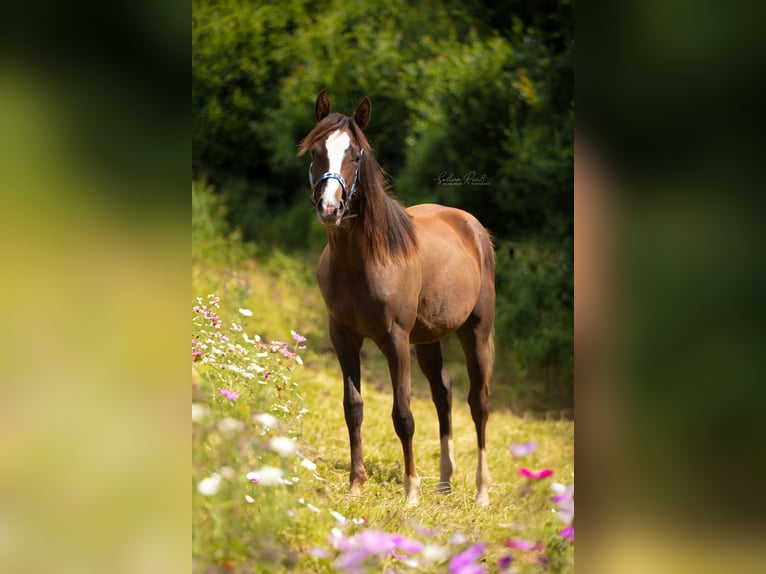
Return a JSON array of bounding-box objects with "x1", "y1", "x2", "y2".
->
[{"x1": 192, "y1": 185, "x2": 574, "y2": 573}]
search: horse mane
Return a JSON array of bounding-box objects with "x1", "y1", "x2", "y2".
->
[{"x1": 299, "y1": 113, "x2": 417, "y2": 265}]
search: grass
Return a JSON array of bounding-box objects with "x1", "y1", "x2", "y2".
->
[{"x1": 192, "y1": 182, "x2": 574, "y2": 573}]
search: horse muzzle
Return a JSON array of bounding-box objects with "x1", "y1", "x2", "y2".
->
[{"x1": 317, "y1": 199, "x2": 345, "y2": 226}]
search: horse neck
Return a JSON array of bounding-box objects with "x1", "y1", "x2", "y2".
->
[{"x1": 325, "y1": 162, "x2": 415, "y2": 267}]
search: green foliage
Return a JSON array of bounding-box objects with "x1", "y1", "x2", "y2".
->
[
  {"x1": 495, "y1": 239, "x2": 574, "y2": 407},
  {"x1": 192, "y1": 181, "x2": 254, "y2": 268},
  {"x1": 192, "y1": 0, "x2": 573, "y2": 406}
]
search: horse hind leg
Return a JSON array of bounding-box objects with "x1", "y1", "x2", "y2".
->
[
  {"x1": 415, "y1": 342, "x2": 455, "y2": 493},
  {"x1": 457, "y1": 317, "x2": 494, "y2": 507}
]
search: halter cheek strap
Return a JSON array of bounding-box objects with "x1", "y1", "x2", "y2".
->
[{"x1": 309, "y1": 149, "x2": 364, "y2": 208}]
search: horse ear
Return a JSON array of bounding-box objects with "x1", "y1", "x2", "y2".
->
[
  {"x1": 315, "y1": 89, "x2": 331, "y2": 122},
  {"x1": 353, "y1": 97, "x2": 371, "y2": 129}
]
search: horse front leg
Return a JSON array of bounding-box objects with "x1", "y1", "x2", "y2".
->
[
  {"x1": 329, "y1": 319, "x2": 367, "y2": 495},
  {"x1": 379, "y1": 328, "x2": 419, "y2": 504}
]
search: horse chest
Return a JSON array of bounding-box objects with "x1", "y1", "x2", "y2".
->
[{"x1": 317, "y1": 261, "x2": 418, "y2": 337}]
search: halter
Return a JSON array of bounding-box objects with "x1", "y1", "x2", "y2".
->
[{"x1": 309, "y1": 148, "x2": 364, "y2": 213}]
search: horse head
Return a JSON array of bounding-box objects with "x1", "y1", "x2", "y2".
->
[{"x1": 303, "y1": 90, "x2": 371, "y2": 226}]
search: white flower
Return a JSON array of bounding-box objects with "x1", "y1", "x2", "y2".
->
[
  {"x1": 247, "y1": 465, "x2": 284, "y2": 486},
  {"x1": 191, "y1": 403, "x2": 208, "y2": 422},
  {"x1": 217, "y1": 417, "x2": 244, "y2": 434},
  {"x1": 330, "y1": 510, "x2": 346, "y2": 524},
  {"x1": 247, "y1": 362, "x2": 265, "y2": 373},
  {"x1": 300, "y1": 458, "x2": 317, "y2": 472},
  {"x1": 449, "y1": 533, "x2": 466, "y2": 545},
  {"x1": 243, "y1": 333, "x2": 262, "y2": 344},
  {"x1": 238, "y1": 308, "x2": 253, "y2": 317},
  {"x1": 268, "y1": 436, "x2": 297, "y2": 457},
  {"x1": 244, "y1": 494, "x2": 255, "y2": 503},
  {"x1": 422, "y1": 544, "x2": 450, "y2": 564},
  {"x1": 551, "y1": 482, "x2": 567, "y2": 494},
  {"x1": 197, "y1": 473, "x2": 222, "y2": 496},
  {"x1": 253, "y1": 413, "x2": 278, "y2": 428}
]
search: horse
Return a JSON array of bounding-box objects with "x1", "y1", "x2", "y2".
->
[{"x1": 299, "y1": 90, "x2": 495, "y2": 506}]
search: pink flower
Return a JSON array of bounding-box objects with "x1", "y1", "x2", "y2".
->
[
  {"x1": 291, "y1": 329, "x2": 307, "y2": 343},
  {"x1": 518, "y1": 468, "x2": 553, "y2": 479},
  {"x1": 509, "y1": 441, "x2": 538, "y2": 459},
  {"x1": 505, "y1": 538, "x2": 543, "y2": 551},
  {"x1": 551, "y1": 482, "x2": 574, "y2": 524},
  {"x1": 331, "y1": 529, "x2": 422, "y2": 572},
  {"x1": 219, "y1": 388, "x2": 238, "y2": 400},
  {"x1": 449, "y1": 543, "x2": 485, "y2": 574},
  {"x1": 560, "y1": 525, "x2": 574, "y2": 541},
  {"x1": 498, "y1": 555, "x2": 513, "y2": 572}
]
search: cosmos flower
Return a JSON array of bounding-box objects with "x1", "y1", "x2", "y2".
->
[
  {"x1": 508, "y1": 441, "x2": 538, "y2": 459},
  {"x1": 505, "y1": 538, "x2": 543, "y2": 551},
  {"x1": 449, "y1": 543, "x2": 485, "y2": 574},
  {"x1": 246, "y1": 465, "x2": 284, "y2": 486},
  {"x1": 518, "y1": 468, "x2": 553, "y2": 479},
  {"x1": 197, "y1": 473, "x2": 221, "y2": 496}
]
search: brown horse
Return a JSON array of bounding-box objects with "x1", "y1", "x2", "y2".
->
[{"x1": 299, "y1": 90, "x2": 495, "y2": 505}]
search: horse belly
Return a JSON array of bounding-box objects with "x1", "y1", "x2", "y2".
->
[
  {"x1": 408, "y1": 207, "x2": 486, "y2": 344},
  {"x1": 410, "y1": 272, "x2": 480, "y2": 344}
]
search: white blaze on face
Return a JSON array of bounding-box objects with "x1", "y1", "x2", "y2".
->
[{"x1": 321, "y1": 129, "x2": 351, "y2": 209}]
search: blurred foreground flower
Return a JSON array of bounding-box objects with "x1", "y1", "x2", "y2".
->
[
  {"x1": 509, "y1": 441, "x2": 537, "y2": 459},
  {"x1": 449, "y1": 543, "x2": 485, "y2": 574},
  {"x1": 551, "y1": 482, "x2": 574, "y2": 523},
  {"x1": 328, "y1": 528, "x2": 423, "y2": 572},
  {"x1": 218, "y1": 388, "x2": 238, "y2": 400},
  {"x1": 268, "y1": 436, "x2": 297, "y2": 457},
  {"x1": 197, "y1": 473, "x2": 222, "y2": 496},
  {"x1": 247, "y1": 466, "x2": 285, "y2": 486},
  {"x1": 253, "y1": 413, "x2": 279, "y2": 428},
  {"x1": 519, "y1": 468, "x2": 553, "y2": 479},
  {"x1": 291, "y1": 329, "x2": 306, "y2": 343},
  {"x1": 551, "y1": 481, "x2": 574, "y2": 542},
  {"x1": 505, "y1": 538, "x2": 543, "y2": 551},
  {"x1": 498, "y1": 554, "x2": 513, "y2": 572},
  {"x1": 191, "y1": 403, "x2": 208, "y2": 421},
  {"x1": 217, "y1": 417, "x2": 244, "y2": 434}
]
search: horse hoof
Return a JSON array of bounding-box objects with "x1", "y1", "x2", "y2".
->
[
  {"x1": 435, "y1": 482, "x2": 452, "y2": 494},
  {"x1": 475, "y1": 493, "x2": 489, "y2": 507}
]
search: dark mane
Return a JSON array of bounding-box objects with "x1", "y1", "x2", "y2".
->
[{"x1": 299, "y1": 114, "x2": 417, "y2": 264}]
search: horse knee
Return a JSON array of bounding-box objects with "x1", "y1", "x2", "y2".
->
[
  {"x1": 392, "y1": 405, "x2": 415, "y2": 439},
  {"x1": 344, "y1": 395, "x2": 364, "y2": 427}
]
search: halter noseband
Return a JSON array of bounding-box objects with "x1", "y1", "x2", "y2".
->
[{"x1": 309, "y1": 148, "x2": 364, "y2": 212}]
